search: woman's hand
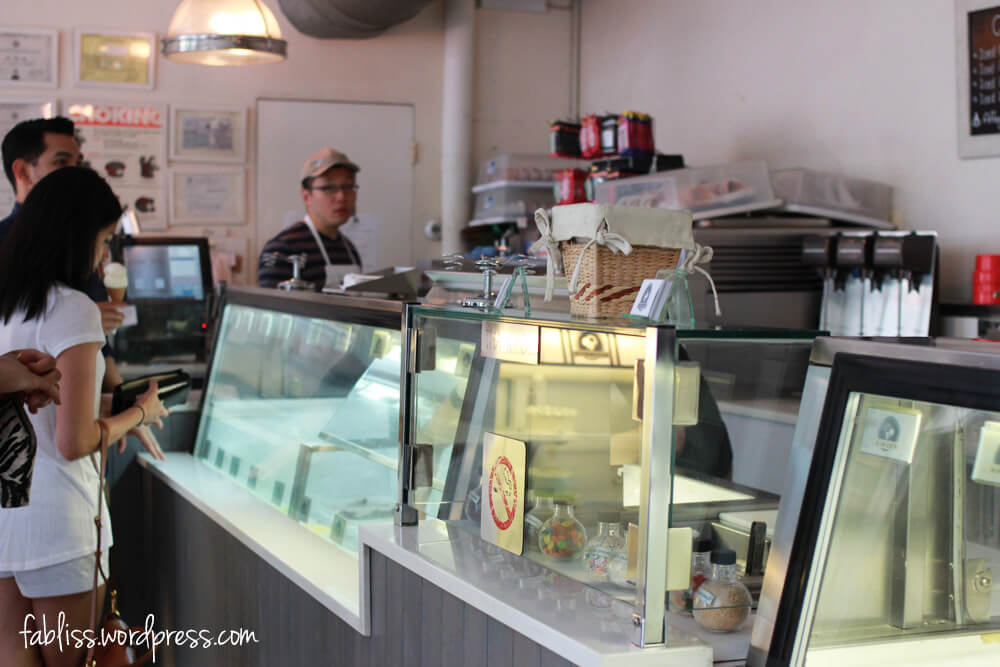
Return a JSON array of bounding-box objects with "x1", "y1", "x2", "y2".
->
[
  {"x1": 135, "y1": 379, "x2": 169, "y2": 429},
  {"x1": 0, "y1": 349, "x2": 61, "y2": 412},
  {"x1": 120, "y1": 424, "x2": 165, "y2": 461}
]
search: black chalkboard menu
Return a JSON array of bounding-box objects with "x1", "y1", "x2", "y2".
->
[{"x1": 969, "y1": 6, "x2": 1000, "y2": 135}]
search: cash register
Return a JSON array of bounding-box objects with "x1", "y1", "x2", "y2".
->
[{"x1": 110, "y1": 235, "x2": 214, "y2": 369}]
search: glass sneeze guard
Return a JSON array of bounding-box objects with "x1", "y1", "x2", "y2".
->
[{"x1": 193, "y1": 288, "x2": 405, "y2": 556}]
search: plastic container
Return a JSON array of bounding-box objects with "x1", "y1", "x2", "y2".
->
[
  {"x1": 692, "y1": 548, "x2": 752, "y2": 633},
  {"x1": 477, "y1": 153, "x2": 588, "y2": 185},
  {"x1": 771, "y1": 168, "x2": 893, "y2": 228},
  {"x1": 975, "y1": 254, "x2": 1000, "y2": 272},
  {"x1": 973, "y1": 254, "x2": 1000, "y2": 304},
  {"x1": 473, "y1": 184, "x2": 555, "y2": 221},
  {"x1": 538, "y1": 501, "x2": 587, "y2": 560},
  {"x1": 554, "y1": 168, "x2": 589, "y2": 205},
  {"x1": 593, "y1": 160, "x2": 780, "y2": 220}
]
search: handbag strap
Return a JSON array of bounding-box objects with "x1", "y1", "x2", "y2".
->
[{"x1": 84, "y1": 420, "x2": 110, "y2": 667}]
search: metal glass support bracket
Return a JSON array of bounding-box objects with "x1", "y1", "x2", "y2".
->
[
  {"x1": 396, "y1": 306, "x2": 420, "y2": 526},
  {"x1": 632, "y1": 325, "x2": 676, "y2": 647}
]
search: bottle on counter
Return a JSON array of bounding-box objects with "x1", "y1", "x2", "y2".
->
[
  {"x1": 692, "y1": 548, "x2": 752, "y2": 633},
  {"x1": 538, "y1": 500, "x2": 587, "y2": 560},
  {"x1": 670, "y1": 536, "x2": 712, "y2": 615},
  {"x1": 582, "y1": 512, "x2": 625, "y2": 581}
]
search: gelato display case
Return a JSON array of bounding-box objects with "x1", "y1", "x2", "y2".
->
[
  {"x1": 192, "y1": 287, "x2": 408, "y2": 556},
  {"x1": 396, "y1": 304, "x2": 820, "y2": 648},
  {"x1": 751, "y1": 338, "x2": 1000, "y2": 666}
]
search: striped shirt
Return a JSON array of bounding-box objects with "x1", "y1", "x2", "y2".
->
[{"x1": 257, "y1": 221, "x2": 360, "y2": 289}]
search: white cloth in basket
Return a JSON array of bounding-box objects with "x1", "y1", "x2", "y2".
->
[{"x1": 530, "y1": 203, "x2": 697, "y2": 302}]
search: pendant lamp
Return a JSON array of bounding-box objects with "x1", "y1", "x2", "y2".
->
[{"x1": 162, "y1": 0, "x2": 287, "y2": 65}]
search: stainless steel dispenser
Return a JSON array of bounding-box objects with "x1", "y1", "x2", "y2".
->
[
  {"x1": 808, "y1": 231, "x2": 936, "y2": 336},
  {"x1": 801, "y1": 235, "x2": 837, "y2": 332},
  {"x1": 868, "y1": 232, "x2": 937, "y2": 336}
]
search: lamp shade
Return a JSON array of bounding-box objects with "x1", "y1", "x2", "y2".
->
[{"x1": 162, "y1": 0, "x2": 287, "y2": 65}]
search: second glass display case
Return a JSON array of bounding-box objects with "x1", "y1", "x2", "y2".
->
[{"x1": 397, "y1": 304, "x2": 820, "y2": 647}]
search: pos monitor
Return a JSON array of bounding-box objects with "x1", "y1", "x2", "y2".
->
[
  {"x1": 113, "y1": 236, "x2": 214, "y2": 364},
  {"x1": 120, "y1": 236, "x2": 213, "y2": 302}
]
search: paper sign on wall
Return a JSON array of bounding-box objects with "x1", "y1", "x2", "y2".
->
[
  {"x1": 857, "y1": 406, "x2": 922, "y2": 464},
  {"x1": 972, "y1": 421, "x2": 1000, "y2": 487},
  {"x1": 480, "y1": 432, "x2": 526, "y2": 555},
  {"x1": 66, "y1": 101, "x2": 167, "y2": 230}
]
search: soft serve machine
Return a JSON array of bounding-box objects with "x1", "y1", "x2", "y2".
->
[{"x1": 803, "y1": 231, "x2": 937, "y2": 336}]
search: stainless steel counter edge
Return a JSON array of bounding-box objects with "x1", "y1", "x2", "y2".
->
[
  {"x1": 137, "y1": 452, "x2": 367, "y2": 634},
  {"x1": 358, "y1": 521, "x2": 713, "y2": 667}
]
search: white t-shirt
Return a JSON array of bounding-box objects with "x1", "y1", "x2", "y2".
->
[{"x1": 0, "y1": 284, "x2": 110, "y2": 570}]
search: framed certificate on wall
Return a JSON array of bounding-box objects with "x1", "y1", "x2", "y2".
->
[
  {"x1": 74, "y1": 29, "x2": 156, "y2": 90},
  {"x1": 0, "y1": 29, "x2": 58, "y2": 87}
]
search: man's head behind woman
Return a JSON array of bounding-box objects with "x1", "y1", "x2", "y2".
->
[{"x1": 0, "y1": 166, "x2": 121, "y2": 324}]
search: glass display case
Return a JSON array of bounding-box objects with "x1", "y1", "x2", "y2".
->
[
  {"x1": 396, "y1": 304, "x2": 820, "y2": 647},
  {"x1": 751, "y1": 338, "x2": 1000, "y2": 666},
  {"x1": 193, "y1": 287, "x2": 409, "y2": 554}
]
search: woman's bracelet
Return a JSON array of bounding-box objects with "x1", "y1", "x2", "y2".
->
[{"x1": 134, "y1": 404, "x2": 146, "y2": 428}]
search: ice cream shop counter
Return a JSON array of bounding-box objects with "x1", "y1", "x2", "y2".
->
[{"x1": 123, "y1": 290, "x2": 999, "y2": 665}]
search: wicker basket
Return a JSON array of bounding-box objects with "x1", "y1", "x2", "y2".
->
[{"x1": 561, "y1": 241, "x2": 682, "y2": 317}]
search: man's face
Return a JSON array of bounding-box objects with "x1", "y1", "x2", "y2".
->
[
  {"x1": 21, "y1": 132, "x2": 81, "y2": 195},
  {"x1": 301, "y1": 166, "x2": 357, "y2": 235}
]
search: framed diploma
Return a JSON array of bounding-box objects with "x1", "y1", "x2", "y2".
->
[
  {"x1": 74, "y1": 29, "x2": 156, "y2": 90},
  {"x1": 0, "y1": 29, "x2": 58, "y2": 88},
  {"x1": 169, "y1": 167, "x2": 247, "y2": 225},
  {"x1": 169, "y1": 105, "x2": 247, "y2": 163}
]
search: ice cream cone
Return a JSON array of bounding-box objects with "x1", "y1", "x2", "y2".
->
[{"x1": 103, "y1": 262, "x2": 128, "y2": 302}]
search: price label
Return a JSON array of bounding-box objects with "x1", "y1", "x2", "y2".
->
[{"x1": 973, "y1": 421, "x2": 1000, "y2": 487}]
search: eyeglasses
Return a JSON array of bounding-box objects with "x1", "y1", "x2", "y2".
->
[{"x1": 309, "y1": 184, "x2": 359, "y2": 196}]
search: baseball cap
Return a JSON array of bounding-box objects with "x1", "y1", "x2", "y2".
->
[{"x1": 300, "y1": 148, "x2": 360, "y2": 181}]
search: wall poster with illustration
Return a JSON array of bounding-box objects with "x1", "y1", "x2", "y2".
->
[{"x1": 65, "y1": 101, "x2": 167, "y2": 230}]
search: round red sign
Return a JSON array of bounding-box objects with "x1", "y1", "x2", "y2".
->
[{"x1": 488, "y1": 456, "x2": 517, "y2": 531}]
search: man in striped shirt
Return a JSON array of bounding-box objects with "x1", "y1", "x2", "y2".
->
[{"x1": 257, "y1": 148, "x2": 363, "y2": 290}]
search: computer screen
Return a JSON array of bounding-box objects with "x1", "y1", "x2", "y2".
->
[{"x1": 122, "y1": 238, "x2": 211, "y2": 301}]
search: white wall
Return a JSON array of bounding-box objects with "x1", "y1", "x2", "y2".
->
[
  {"x1": 4, "y1": 1, "x2": 570, "y2": 283},
  {"x1": 580, "y1": 0, "x2": 998, "y2": 302}
]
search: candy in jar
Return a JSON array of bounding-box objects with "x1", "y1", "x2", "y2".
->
[
  {"x1": 582, "y1": 514, "x2": 624, "y2": 580},
  {"x1": 538, "y1": 501, "x2": 587, "y2": 560}
]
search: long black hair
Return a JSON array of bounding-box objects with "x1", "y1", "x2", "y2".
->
[{"x1": 0, "y1": 167, "x2": 121, "y2": 323}]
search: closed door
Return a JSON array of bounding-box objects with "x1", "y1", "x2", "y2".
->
[{"x1": 255, "y1": 98, "x2": 414, "y2": 275}]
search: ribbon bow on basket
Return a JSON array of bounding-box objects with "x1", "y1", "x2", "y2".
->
[
  {"x1": 530, "y1": 209, "x2": 634, "y2": 302},
  {"x1": 678, "y1": 243, "x2": 722, "y2": 317}
]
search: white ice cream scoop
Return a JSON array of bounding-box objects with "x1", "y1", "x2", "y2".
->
[{"x1": 104, "y1": 262, "x2": 128, "y2": 300}]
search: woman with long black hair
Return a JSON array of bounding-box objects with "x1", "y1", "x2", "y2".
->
[{"x1": 0, "y1": 167, "x2": 167, "y2": 667}]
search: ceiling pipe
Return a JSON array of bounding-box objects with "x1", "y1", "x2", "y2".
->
[{"x1": 277, "y1": 0, "x2": 432, "y2": 39}]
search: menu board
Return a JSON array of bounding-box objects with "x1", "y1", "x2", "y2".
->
[
  {"x1": 65, "y1": 101, "x2": 167, "y2": 230},
  {"x1": 968, "y1": 6, "x2": 1000, "y2": 135}
]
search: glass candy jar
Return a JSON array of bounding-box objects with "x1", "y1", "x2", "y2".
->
[
  {"x1": 523, "y1": 494, "x2": 556, "y2": 553},
  {"x1": 582, "y1": 515, "x2": 625, "y2": 580},
  {"x1": 692, "y1": 548, "x2": 752, "y2": 633},
  {"x1": 538, "y1": 501, "x2": 587, "y2": 560}
]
